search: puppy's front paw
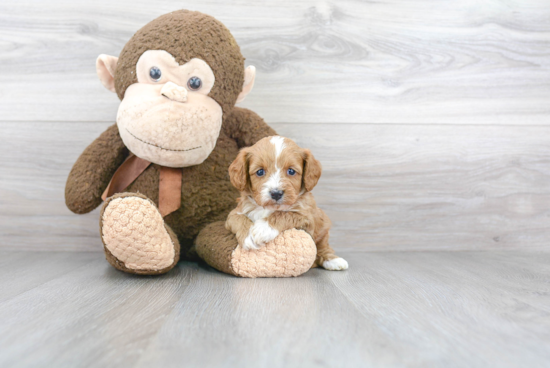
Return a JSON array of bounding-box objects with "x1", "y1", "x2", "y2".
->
[
  {"x1": 242, "y1": 234, "x2": 259, "y2": 250},
  {"x1": 250, "y1": 220, "x2": 279, "y2": 248},
  {"x1": 322, "y1": 257, "x2": 349, "y2": 271}
]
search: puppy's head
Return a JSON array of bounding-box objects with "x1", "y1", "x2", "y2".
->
[{"x1": 229, "y1": 136, "x2": 322, "y2": 209}]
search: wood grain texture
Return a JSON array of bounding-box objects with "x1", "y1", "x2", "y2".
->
[
  {"x1": 1, "y1": 122, "x2": 550, "y2": 251},
  {"x1": 0, "y1": 250, "x2": 549, "y2": 368},
  {"x1": 0, "y1": 251, "x2": 97, "y2": 303},
  {"x1": 0, "y1": 0, "x2": 549, "y2": 124}
]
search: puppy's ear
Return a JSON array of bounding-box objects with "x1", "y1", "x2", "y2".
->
[
  {"x1": 229, "y1": 148, "x2": 250, "y2": 192},
  {"x1": 302, "y1": 149, "x2": 322, "y2": 192}
]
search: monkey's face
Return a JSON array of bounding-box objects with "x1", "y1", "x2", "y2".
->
[
  {"x1": 114, "y1": 50, "x2": 222, "y2": 168},
  {"x1": 96, "y1": 11, "x2": 256, "y2": 167}
]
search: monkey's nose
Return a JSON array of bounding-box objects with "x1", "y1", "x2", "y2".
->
[
  {"x1": 270, "y1": 190, "x2": 284, "y2": 201},
  {"x1": 161, "y1": 81, "x2": 187, "y2": 103}
]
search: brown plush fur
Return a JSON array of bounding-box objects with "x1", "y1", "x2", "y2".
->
[
  {"x1": 65, "y1": 10, "x2": 292, "y2": 275},
  {"x1": 65, "y1": 124, "x2": 128, "y2": 214},
  {"x1": 114, "y1": 10, "x2": 244, "y2": 114},
  {"x1": 195, "y1": 221, "x2": 241, "y2": 276},
  {"x1": 66, "y1": 107, "x2": 276, "y2": 256}
]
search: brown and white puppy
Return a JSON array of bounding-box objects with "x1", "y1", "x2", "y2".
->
[{"x1": 226, "y1": 136, "x2": 348, "y2": 270}]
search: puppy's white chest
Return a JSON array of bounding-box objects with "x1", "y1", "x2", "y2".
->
[{"x1": 246, "y1": 206, "x2": 273, "y2": 222}]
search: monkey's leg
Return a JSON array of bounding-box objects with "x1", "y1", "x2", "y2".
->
[
  {"x1": 195, "y1": 222, "x2": 317, "y2": 278},
  {"x1": 100, "y1": 192, "x2": 180, "y2": 275}
]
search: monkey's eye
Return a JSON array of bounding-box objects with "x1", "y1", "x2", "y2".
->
[
  {"x1": 149, "y1": 66, "x2": 162, "y2": 82},
  {"x1": 256, "y1": 169, "x2": 265, "y2": 177},
  {"x1": 187, "y1": 76, "x2": 202, "y2": 90},
  {"x1": 287, "y1": 168, "x2": 296, "y2": 176}
]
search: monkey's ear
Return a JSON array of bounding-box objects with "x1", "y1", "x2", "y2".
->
[
  {"x1": 236, "y1": 66, "x2": 256, "y2": 103},
  {"x1": 96, "y1": 54, "x2": 119, "y2": 93},
  {"x1": 302, "y1": 149, "x2": 322, "y2": 192},
  {"x1": 228, "y1": 148, "x2": 250, "y2": 192}
]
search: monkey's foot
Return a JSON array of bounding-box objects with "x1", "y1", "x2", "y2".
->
[
  {"x1": 195, "y1": 222, "x2": 316, "y2": 278},
  {"x1": 100, "y1": 192, "x2": 180, "y2": 275}
]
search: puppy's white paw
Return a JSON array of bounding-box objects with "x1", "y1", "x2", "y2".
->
[
  {"x1": 242, "y1": 234, "x2": 259, "y2": 250},
  {"x1": 250, "y1": 220, "x2": 279, "y2": 248},
  {"x1": 322, "y1": 257, "x2": 349, "y2": 271}
]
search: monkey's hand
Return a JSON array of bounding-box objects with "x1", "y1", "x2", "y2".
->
[{"x1": 65, "y1": 124, "x2": 128, "y2": 214}]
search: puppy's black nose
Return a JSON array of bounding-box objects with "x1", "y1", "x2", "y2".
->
[{"x1": 270, "y1": 190, "x2": 284, "y2": 201}]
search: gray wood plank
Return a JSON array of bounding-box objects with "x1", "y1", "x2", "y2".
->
[
  {"x1": 1, "y1": 122, "x2": 550, "y2": 251},
  {"x1": 329, "y1": 251, "x2": 550, "y2": 368},
  {"x1": 0, "y1": 255, "x2": 195, "y2": 368},
  {"x1": 0, "y1": 251, "x2": 549, "y2": 367},
  {"x1": 0, "y1": 251, "x2": 97, "y2": 303},
  {"x1": 1, "y1": 0, "x2": 549, "y2": 124},
  {"x1": 133, "y1": 262, "x2": 408, "y2": 368}
]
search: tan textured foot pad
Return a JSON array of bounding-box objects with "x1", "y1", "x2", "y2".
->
[
  {"x1": 231, "y1": 229, "x2": 317, "y2": 278},
  {"x1": 101, "y1": 196, "x2": 176, "y2": 272}
]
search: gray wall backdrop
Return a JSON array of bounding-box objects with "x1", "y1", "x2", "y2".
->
[{"x1": 1, "y1": 0, "x2": 549, "y2": 251}]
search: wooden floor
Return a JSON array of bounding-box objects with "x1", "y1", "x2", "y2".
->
[{"x1": 0, "y1": 250, "x2": 549, "y2": 368}]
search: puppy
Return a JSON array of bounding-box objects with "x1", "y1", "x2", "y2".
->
[{"x1": 225, "y1": 136, "x2": 348, "y2": 271}]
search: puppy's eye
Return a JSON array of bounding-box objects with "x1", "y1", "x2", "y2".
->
[
  {"x1": 149, "y1": 66, "x2": 162, "y2": 82},
  {"x1": 187, "y1": 76, "x2": 202, "y2": 90},
  {"x1": 256, "y1": 169, "x2": 265, "y2": 177},
  {"x1": 287, "y1": 168, "x2": 296, "y2": 176}
]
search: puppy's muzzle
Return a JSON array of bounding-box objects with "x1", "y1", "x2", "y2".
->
[{"x1": 270, "y1": 189, "x2": 284, "y2": 201}]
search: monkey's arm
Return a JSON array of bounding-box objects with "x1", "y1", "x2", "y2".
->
[
  {"x1": 65, "y1": 124, "x2": 129, "y2": 214},
  {"x1": 223, "y1": 107, "x2": 277, "y2": 148}
]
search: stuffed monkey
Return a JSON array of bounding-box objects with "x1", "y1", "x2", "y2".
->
[{"x1": 65, "y1": 10, "x2": 317, "y2": 277}]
